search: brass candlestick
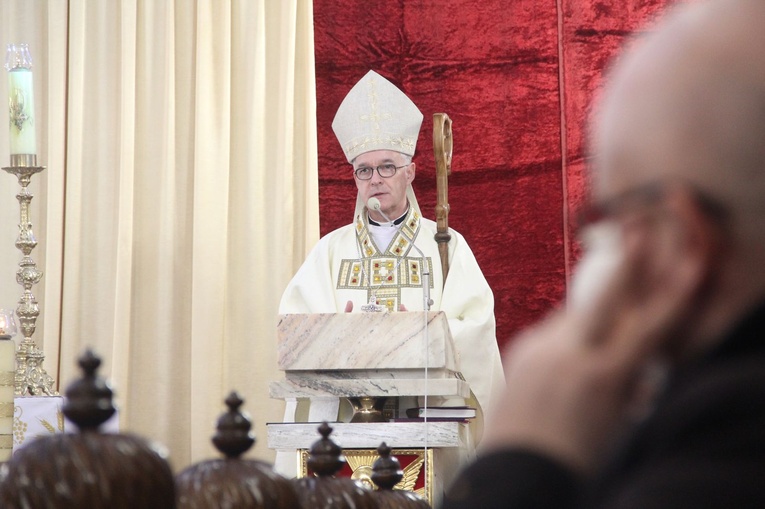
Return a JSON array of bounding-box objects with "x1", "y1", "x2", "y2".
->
[{"x1": 2, "y1": 154, "x2": 57, "y2": 396}]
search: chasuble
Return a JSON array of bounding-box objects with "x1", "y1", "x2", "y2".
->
[{"x1": 279, "y1": 204, "x2": 505, "y2": 426}]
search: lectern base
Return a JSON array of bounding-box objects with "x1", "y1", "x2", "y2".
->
[
  {"x1": 268, "y1": 421, "x2": 473, "y2": 507},
  {"x1": 299, "y1": 447, "x2": 433, "y2": 503}
]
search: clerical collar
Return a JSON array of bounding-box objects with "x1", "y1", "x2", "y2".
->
[{"x1": 368, "y1": 208, "x2": 408, "y2": 227}]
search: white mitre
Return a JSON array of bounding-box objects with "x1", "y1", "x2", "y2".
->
[{"x1": 332, "y1": 70, "x2": 424, "y2": 163}]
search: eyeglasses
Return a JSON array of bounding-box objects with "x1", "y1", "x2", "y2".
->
[
  {"x1": 576, "y1": 181, "x2": 727, "y2": 230},
  {"x1": 576, "y1": 183, "x2": 664, "y2": 229},
  {"x1": 353, "y1": 163, "x2": 410, "y2": 180}
]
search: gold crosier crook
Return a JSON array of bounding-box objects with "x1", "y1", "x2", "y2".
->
[{"x1": 433, "y1": 113, "x2": 453, "y2": 286}]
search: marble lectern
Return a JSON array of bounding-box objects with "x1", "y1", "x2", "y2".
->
[{"x1": 267, "y1": 311, "x2": 474, "y2": 505}]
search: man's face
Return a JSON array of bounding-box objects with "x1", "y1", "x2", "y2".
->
[{"x1": 353, "y1": 149, "x2": 415, "y2": 222}]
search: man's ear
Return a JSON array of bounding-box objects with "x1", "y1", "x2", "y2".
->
[
  {"x1": 612, "y1": 186, "x2": 725, "y2": 359},
  {"x1": 635, "y1": 186, "x2": 723, "y2": 307},
  {"x1": 408, "y1": 162, "x2": 416, "y2": 183},
  {"x1": 665, "y1": 186, "x2": 724, "y2": 290}
]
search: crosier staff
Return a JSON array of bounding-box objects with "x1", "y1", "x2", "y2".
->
[{"x1": 433, "y1": 113, "x2": 453, "y2": 286}]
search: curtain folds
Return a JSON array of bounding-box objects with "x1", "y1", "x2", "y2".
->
[
  {"x1": 0, "y1": 0, "x2": 681, "y2": 472},
  {"x1": 0, "y1": 0, "x2": 317, "y2": 469}
]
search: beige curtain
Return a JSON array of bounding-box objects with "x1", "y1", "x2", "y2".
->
[{"x1": 0, "y1": 0, "x2": 318, "y2": 469}]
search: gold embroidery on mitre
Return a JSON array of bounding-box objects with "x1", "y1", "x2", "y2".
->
[
  {"x1": 346, "y1": 135, "x2": 418, "y2": 159},
  {"x1": 360, "y1": 74, "x2": 387, "y2": 134},
  {"x1": 332, "y1": 70, "x2": 423, "y2": 162}
]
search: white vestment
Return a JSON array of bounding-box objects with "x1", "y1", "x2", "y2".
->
[
  {"x1": 280, "y1": 202, "x2": 504, "y2": 409},
  {"x1": 276, "y1": 203, "x2": 505, "y2": 479}
]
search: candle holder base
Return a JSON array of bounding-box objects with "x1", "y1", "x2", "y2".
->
[
  {"x1": 2, "y1": 161, "x2": 58, "y2": 397},
  {"x1": 15, "y1": 340, "x2": 57, "y2": 396}
]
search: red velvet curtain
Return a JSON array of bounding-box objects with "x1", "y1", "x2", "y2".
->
[{"x1": 313, "y1": 0, "x2": 683, "y2": 350}]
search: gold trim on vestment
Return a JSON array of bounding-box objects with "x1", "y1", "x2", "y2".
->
[{"x1": 339, "y1": 207, "x2": 433, "y2": 310}]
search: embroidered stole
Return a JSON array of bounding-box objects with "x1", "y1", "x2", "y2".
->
[{"x1": 337, "y1": 207, "x2": 433, "y2": 312}]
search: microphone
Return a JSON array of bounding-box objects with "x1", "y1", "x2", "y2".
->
[
  {"x1": 367, "y1": 197, "x2": 383, "y2": 215},
  {"x1": 366, "y1": 197, "x2": 433, "y2": 311}
]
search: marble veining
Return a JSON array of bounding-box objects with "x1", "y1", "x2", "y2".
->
[
  {"x1": 266, "y1": 422, "x2": 468, "y2": 449},
  {"x1": 277, "y1": 311, "x2": 458, "y2": 371},
  {"x1": 268, "y1": 377, "x2": 470, "y2": 399}
]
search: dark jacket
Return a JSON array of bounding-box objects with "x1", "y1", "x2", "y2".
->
[{"x1": 441, "y1": 302, "x2": 765, "y2": 509}]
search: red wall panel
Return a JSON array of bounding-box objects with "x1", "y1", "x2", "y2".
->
[{"x1": 313, "y1": 0, "x2": 683, "y2": 350}]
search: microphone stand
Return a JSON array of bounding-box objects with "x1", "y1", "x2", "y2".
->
[
  {"x1": 367, "y1": 200, "x2": 433, "y2": 312},
  {"x1": 367, "y1": 199, "x2": 432, "y2": 498}
]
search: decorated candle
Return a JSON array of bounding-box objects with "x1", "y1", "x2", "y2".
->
[{"x1": 5, "y1": 44, "x2": 36, "y2": 155}]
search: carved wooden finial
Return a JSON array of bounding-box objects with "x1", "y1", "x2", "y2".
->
[
  {"x1": 1, "y1": 348, "x2": 176, "y2": 508},
  {"x1": 293, "y1": 422, "x2": 379, "y2": 509},
  {"x1": 211, "y1": 390, "x2": 255, "y2": 458},
  {"x1": 63, "y1": 348, "x2": 116, "y2": 432},
  {"x1": 370, "y1": 442, "x2": 431, "y2": 508},
  {"x1": 307, "y1": 421, "x2": 346, "y2": 477},
  {"x1": 176, "y1": 391, "x2": 301, "y2": 508},
  {"x1": 372, "y1": 442, "x2": 403, "y2": 490}
]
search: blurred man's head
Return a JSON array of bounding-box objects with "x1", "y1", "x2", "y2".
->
[
  {"x1": 594, "y1": 1, "x2": 765, "y2": 208},
  {"x1": 580, "y1": 0, "x2": 765, "y2": 356}
]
